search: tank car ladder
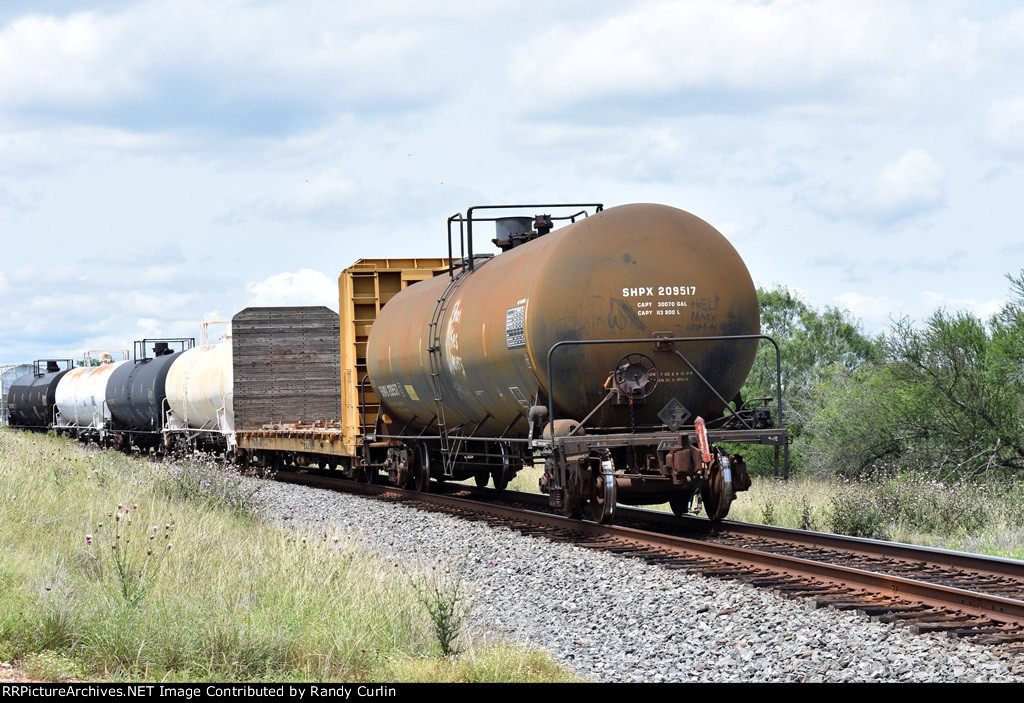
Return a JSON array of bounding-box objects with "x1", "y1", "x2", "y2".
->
[{"x1": 426, "y1": 272, "x2": 466, "y2": 478}]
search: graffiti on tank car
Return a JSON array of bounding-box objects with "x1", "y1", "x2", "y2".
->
[
  {"x1": 607, "y1": 298, "x2": 646, "y2": 332},
  {"x1": 446, "y1": 299, "x2": 464, "y2": 376}
]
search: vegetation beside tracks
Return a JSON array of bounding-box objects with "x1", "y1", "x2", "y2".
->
[{"x1": 0, "y1": 428, "x2": 576, "y2": 683}]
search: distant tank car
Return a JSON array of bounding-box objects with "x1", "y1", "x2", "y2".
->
[
  {"x1": 164, "y1": 339, "x2": 235, "y2": 451},
  {"x1": 54, "y1": 356, "x2": 129, "y2": 438},
  {"x1": 6, "y1": 360, "x2": 73, "y2": 430},
  {"x1": 107, "y1": 340, "x2": 194, "y2": 449}
]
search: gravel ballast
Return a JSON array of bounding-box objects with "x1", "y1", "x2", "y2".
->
[{"x1": 254, "y1": 479, "x2": 1024, "y2": 683}]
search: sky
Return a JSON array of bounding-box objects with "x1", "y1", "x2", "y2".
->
[{"x1": 1, "y1": 0, "x2": 1023, "y2": 364}]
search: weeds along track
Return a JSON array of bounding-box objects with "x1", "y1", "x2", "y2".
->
[{"x1": 270, "y1": 469, "x2": 1024, "y2": 648}]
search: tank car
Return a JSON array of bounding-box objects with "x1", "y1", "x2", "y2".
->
[
  {"x1": 1, "y1": 363, "x2": 34, "y2": 425},
  {"x1": 53, "y1": 354, "x2": 129, "y2": 439},
  {"x1": 163, "y1": 338, "x2": 235, "y2": 452},
  {"x1": 106, "y1": 339, "x2": 194, "y2": 450},
  {"x1": 6, "y1": 360, "x2": 74, "y2": 430},
  {"x1": 366, "y1": 202, "x2": 787, "y2": 522}
]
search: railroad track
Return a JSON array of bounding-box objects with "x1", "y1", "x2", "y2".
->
[{"x1": 272, "y1": 469, "x2": 1024, "y2": 648}]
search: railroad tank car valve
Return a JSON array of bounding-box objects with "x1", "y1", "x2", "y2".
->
[{"x1": 613, "y1": 353, "x2": 658, "y2": 400}]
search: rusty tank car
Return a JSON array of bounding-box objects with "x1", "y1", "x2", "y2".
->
[{"x1": 366, "y1": 202, "x2": 787, "y2": 523}]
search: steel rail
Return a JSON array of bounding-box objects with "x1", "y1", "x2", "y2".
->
[{"x1": 273, "y1": 471, "x2": 1024, "y2": 628}]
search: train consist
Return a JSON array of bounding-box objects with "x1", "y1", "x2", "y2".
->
[
  {"x1": 6, "y1": 338, "x2": 234, "y2": 453},
  {"x1": 5, "y1": 202, "x2": 787, "y2": 523}
]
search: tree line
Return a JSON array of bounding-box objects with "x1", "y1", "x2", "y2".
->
[{"x1": 741, "y1": 271, "x2": 1024, "y2": 479}]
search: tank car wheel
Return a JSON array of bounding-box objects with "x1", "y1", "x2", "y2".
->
[
  {"x1": 474, "y1": 472, "x2": 489, "y2": 488},
  {"x1": 702, "y1": 461, "x2": 734, "y2": 522},
  {"x1": 491, "y1": 467, "x2": 509, "y2": 492},
  {"x1": 413, "y1": 444, "x2": 431, "y2": 493},
  {"x1": 589, "y1": 468, "x2": 617, "y2": 524},
  {"x1": 561, "y1": 497, "x2": 584, "y2": 519},
  {"x1": 491, "y1": 443, "x2": 511, "y2": 492},
  {"x1": 669, "y1": 493, "x2": 694, "y2": 517}
]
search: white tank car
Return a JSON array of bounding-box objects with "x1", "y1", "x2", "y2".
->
[
  {"x1": 54, "y1": 360, "x2": 129, "y2": 432},
  {"x1": 164, "y1": 340, "x2": 235, "y2": 449}
]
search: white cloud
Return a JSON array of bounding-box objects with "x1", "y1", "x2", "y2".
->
[
  {"x1": 801, "y1": 149, "x2": 946, "y2": 225},
  {"x1": 0, "y1": 12, "x2": 140, "y2": 108},
  {"x1": 245, "y1": 269, "x2": 336, "y2": 310},
  {"x1": 834, "y1": 292, "x2": 899, "y2": 329},
  {"x1": 919, "y1": 291, "x2": 1005, "y2": 322},
  {"x1": 984, "y1": 97, "x2": 1024, "y2": 158},
  {"x1": 869, "y1": 150, "x2": 946, "y2": 216},
  {"x1": 509, "y1": 0, "x2": 979, "y2": 117},
  {"x1": 982, "y1": 8, "x2": 1024, "y2": 58},
  {"x1": 268, "y1": 170, "x2": 359, "y2": 219},
  {"x1": 0, "y1": 1, "x2": 442, "y2": 135}
]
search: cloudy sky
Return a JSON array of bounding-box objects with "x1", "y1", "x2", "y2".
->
[{"x1": 1, "y1": 0, "x2": 1022, "y2": 364}]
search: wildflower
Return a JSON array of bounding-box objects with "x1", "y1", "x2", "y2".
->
[
  {"x1": 488, "y1": 559, "x2": 495, "y2": 566},
  {"x1": 85, "y1": 534, "x2": 93, "y2": 545},
  {"x1": 167, "y1": 542, "x2": 173, "y2": 551}
]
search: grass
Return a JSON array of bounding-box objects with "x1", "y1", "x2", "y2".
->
[
  {"x1": 731, "y1": 473, "x2": 1024, "y2": 559},
  {"x1": 0, "y1": 427, "x2": 577, "y2": 682}
]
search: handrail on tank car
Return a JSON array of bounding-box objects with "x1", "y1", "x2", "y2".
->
[
  {"x1": 446, "y1": 203, "x2": 604, "y2": 278},
  {"x1": 33, "y1": 359, "x2": 73, "y2": 376},
  {"x1": 132, "y1": 338, "x2": 195, "y2": 362},
  {"x1": 544, "y1": 334, "x2": 789, "y2": 476}
]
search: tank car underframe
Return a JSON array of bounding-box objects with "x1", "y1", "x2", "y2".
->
[
  {"x1": 533, "y1": 334, "x2": 788, "y2": 523},
  {"x1": 370, "y1": 434, "x2": 528, "y2": 493},
  {"x1": 537, "y1": 427, "x2": 780, "y2": 523}
]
